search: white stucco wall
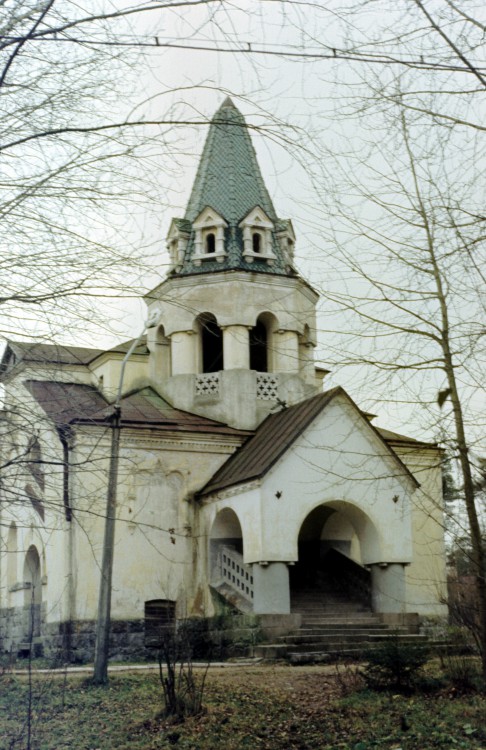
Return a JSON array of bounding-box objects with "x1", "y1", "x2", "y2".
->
[
  {"x1": 146, "y1": 271, "x2": 318, "y2": 340},
  {"x1": 203, "y1": 393, "x2": 417, "y2": 567},
  {"x1": 0, "y1": 390, "x2": 71, "y2": 632},
  {"x1": 89, "y1": 354, "x2": 149, "y2": 400},
  {"x1": 69, "y1": 426, "x2": 242, "y2": 622},
  {"x1": 390, "y1": 442, "x2": 448, "y2": 617}
]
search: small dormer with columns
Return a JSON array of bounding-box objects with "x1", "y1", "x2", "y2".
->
[
  {"x1": 276, "y1": 219, "x2": 296, "y2": 269},
  {"x1": 166, "y1": 218, "x2": 191, "y2": 273},
  {"x1": 239, "y1": 207, "x2": 276, "y2": 265},
  {"x1": 145, "y1": 99, "x2": 321, "y2": 430},
  {"x1": 192, "y1": 207, "x2": 228, "y2": 265}
]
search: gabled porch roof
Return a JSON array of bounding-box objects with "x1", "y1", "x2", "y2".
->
[{"x1": 199, "y1": 387, "x2": 421, "y2": 498}]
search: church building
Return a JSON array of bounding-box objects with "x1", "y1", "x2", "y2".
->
[{"x1": 0, "y1": 99, "x2": 447, "y2": 660}]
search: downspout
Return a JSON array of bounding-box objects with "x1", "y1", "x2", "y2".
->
[
  {"x1": 58, "y1": 427, "x2": 72, "y2": 522},
  {"x1": 57, "y1": 426, "x2": 73, "y2": 657}
]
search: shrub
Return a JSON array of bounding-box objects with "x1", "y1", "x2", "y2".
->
[
  {"x1": 363, "y1": 634, "x2": 430, "y2": 692},
  {"x1": 334, "y1": 663, "x2": 365, "y2": 696},
  {"x1": 440, "y1": 629, "x2": 483, "y2": 692},
  {"x1": 158, "y1": 623, "x2": 209, "y2": 722}
]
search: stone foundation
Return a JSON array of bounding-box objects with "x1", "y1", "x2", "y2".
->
[
  {"x1": 43, "y1": 619, "x2": 148, "y2": 663},
  {"x1": 0, "y1": 609, "x2": 149, "y2": 663},
  {"x1": 0, "y1": 609, "x2": 272, "y2": 663},
  {"x1": 0, "y1": 604, "x2": 46, "y2": 657}
]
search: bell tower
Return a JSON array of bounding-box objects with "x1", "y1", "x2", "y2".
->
[{"x1": 145, "y1": 99, "x2": 320, "y2": 429}]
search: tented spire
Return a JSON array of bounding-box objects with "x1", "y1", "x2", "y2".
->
[{"x1": 169, "y1": 99, "x2": 296, "y2": 277}]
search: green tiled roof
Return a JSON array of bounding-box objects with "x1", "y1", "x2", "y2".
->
[
  {"x1": 185, "y1": 98, "x2": 277, "y2": 224},
  {"x1": 172, "y1": 98, "x2": 294, "y2": 278}
]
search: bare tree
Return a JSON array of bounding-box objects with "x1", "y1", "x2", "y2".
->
[
  {"x1": 1, "y1": 1, "x2": 250, "y2": 343},
  {"x1": 312, "y1": 97, "x2": 486, "y2": 672}
]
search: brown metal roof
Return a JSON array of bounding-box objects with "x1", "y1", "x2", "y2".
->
[
  {"x1": 25, "y1": 381, "x2": 249, "y2": 437},
  {"x1": 25, "y1": 381, "x2": 109, "y2": 424},
  {"x1": 4, "y1": 342, "x2": 105, "y2": 366},
  {"x1": 377, "y1": 426, "x2": 438, "y2": 448},
  {"x1": 199, "y1": 387, "x2": 421, "y2": 497},
  {"x1": 199, "y1": 389, "x2": 341, "y2": 496},
  {"x1": 1, "y1": 338, "x2": 149, "y2": 375}
]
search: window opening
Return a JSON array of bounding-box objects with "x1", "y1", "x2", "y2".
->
[
  {"x1": 250, "y1": 320, "x2": 268, "y2": 372},
  {"x1": 252, "y1": 232, "x2": 262, "y2": 254},
  {"x1": 26, "y1": 483, "x2": 45, "y2": 522},
  {"x1": 144, "y1": 599, "x2": 176, "y2": 647},
  {"x1": 28, "y1": 438, "x2": 44, "y2": 490},
  {"x1": 205, "y1": 232, "x2": 216, "y2": 253}
]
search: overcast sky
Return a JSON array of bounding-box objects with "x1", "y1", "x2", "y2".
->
[{"x1": 6, "y1": 0, "x2": 485, "y2": 445}]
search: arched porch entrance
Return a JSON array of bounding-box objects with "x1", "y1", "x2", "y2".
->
[
  {"x1": 291, "y1": 504, "x2": 374, "y2": 612},
  {"x1": 208, "y1": 509, "x2": 254, "y2": 605},
  {"x1": 23, "y1": 545, "x2": 42, "y2": 641}
]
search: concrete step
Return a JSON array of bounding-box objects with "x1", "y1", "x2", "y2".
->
[
  {"x1": 291, "y1": 625, "x2": 390, "y2": 635},
  {"x1": 256, "y1": 634, "x2": 431, "y2": 661},
  {"x1": 288, "y1": 648, "x2": 372, "y2": 664},
  {"x1": 279, "y1": 629, "x2": 403, "y2": 644},
  {"x1": 287, "y1": 638, "x2": 446, "y2": 665},
  {"x1": 294, "y1": 607, "x2": 361, "y2": 612},
  {"x1": 300, "y1": 618, "x2": 381, "y2": 627},
  {"x1": 300, "y1": 614, "x2": 383, "y2": 619}
]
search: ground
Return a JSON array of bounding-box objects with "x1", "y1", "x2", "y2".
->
[{"x1": 1, "y1": 663, "x2": 486, "y2": 749}]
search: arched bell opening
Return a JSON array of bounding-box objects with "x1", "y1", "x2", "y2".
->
[
  {"x1": 23, "y1": 545, "x2": 42, "y2": 639},
  {"x1": 291, "y1": 503, "x2": 375, "y2": 612},
  {"x1": 249, "y1": 312, "x2": 277, "y2": 372},
  {"x1": 197, "y1": 313, "x2": 223, "y2": 373}
]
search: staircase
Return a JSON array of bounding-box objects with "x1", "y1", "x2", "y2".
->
[{"x1": 255, "y1": 587, "x2": 429, "y2": 664}]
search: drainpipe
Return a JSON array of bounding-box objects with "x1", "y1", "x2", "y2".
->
[{"x1": 57, "y1": 426, "x2": 74, "y2": 658}]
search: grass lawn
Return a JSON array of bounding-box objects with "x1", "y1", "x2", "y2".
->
[{"x1": 1, "y1": 664, "x2": 486, "y2": 750}]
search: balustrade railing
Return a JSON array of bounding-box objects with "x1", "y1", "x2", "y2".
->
[
  {"x1": 220, "y1": 545, "x2": 254, "y2": 602},
  {"x1": 256, "y1": 372, "x2": 279, "y2": 400},
  {"x1": 195, "y1": 372, "x2": 220, "y2": 397},
  {"x1": 194, "y1": 371, "x2": 279, "y2": 401}
]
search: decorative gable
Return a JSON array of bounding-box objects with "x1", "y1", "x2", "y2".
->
[
  {"x1": 239, "y1": 207, "x2": 276, "y2": 265},
  {"x1": 276, "y1": 220, "x2": 296, "y2": 267},
  {"x1": 192, "y1": 207, "x2": 228, "y2": 266},
  {"x1": 166, "y1": 218, "x2": 190, "y2": 273}
]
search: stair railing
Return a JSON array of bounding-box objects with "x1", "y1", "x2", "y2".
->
[{"x1": 220, "y1": 545, "x2": 254, "y2": 603}]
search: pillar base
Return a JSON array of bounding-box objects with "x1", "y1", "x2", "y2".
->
[
  {"x1": 371, "y1": 562, "x2": 407, "y2": 614},
  {"x1": 252, "y1": 562, "x2": 290, "y2": 614}
]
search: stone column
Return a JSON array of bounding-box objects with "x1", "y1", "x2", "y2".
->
[
  {"x1": 170, "y1": 331, "x2": 196, "y2": 375},
  {"x1": 252, "y1": 562, "x2": 290, "y2": 614},
  {"x1": 299, "y1": 341, "x2": 316, "y2": 385},
  {"x1": 147, "y1": 327, "x2": 171, "y2": 382},
  {"x1": 222, "y1": 325, "x2": 250, "y2": 370},
  {"x1": 370, "y1": 563, "x2": 407, "y2": 614},
  {"x1": 273, "y1": 330, "x2": 299, "y2": 373}
]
